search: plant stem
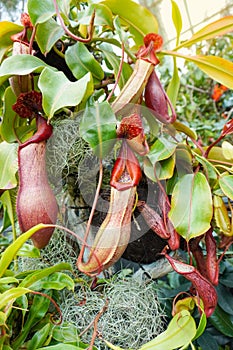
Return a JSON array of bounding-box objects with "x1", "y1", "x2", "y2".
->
[
  {"x1": 79, "y1": 160, "x2": 103, "y2": 261},
  {"x1": 53, "y1": 0, "x2": 95, "y2": 43},
  {"x1": 87, "y1": 299, "x2": 109, "y2": 350}
]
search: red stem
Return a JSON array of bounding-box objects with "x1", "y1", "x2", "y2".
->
[
  {"x1": 204, "y1": 134, "x2": 223, "y2": 158},
  {"x1": 31, "y1": 291, "x2": 62, "y2": 325},
  {"x1": 29, "y1": 25, "x2": 37, "y2": 54},
  {"x1": 53, "y1": 0, "x2": 95, "y2": 43}
]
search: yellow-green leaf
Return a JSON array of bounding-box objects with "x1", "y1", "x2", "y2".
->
[
  {"x1": 0, "y1": 142, "x2": 18, "y2": 190},
  {"x1": 0, "y1": 277, "x2": 19, "y2": 285},
  {"x1": 148, "y1": 136, "x2": 177, "y2": 165},
  {"x1": 78, "y1": 3, "x2": 113, "y2": 28},
  {"x1": 1, "y1": 190, "x2": 16, "y2": 230},
  {"x1": 101, "y1": 0, "x2": 158, "y2": 47},
  {"x1": 173, "y1": 120, "x2": 197, "y2": 140},
  {"x1": 166, "y1": 58, "x2": 180, "y2": 107},
  {"x1": 163, "y1": 51, "x2": 233, "y2": 89},
  {"x1": 206, "y1": 146, "x2": 233, "y2": 164},
  {"x1": 0, "y1": 224, "x2": 50, "y2": 278},
  {"x1": 155, "y1": 155, "x2": 176, "y2": 180},
  {"x1": 0, "y1": 21, "x2": 23, "y2": 61},
  {"x1": 171, "y1": 0, "x2": 182, "y2": 43},
  {"x1": 219, "y1": 174, "x2": 233, "y2": 201},
  {"x1": 0, "y1": 287, "x2": 31, "y2": 310},
  {"x1": 176, "y1": 16, "x2": 233, "y2": 49},
  {"x1": 222, "y1": 141, "x2": 233, "y2": 160},
  {"x1": 19, "y1": 263, "x2": 72, "y2": 288},
  {"x1": 140, "y1": 310, "x2": 196, "y2": 350},
  {"x1": 213, "y1": 195, "x2": 231, "y2": 235},
  {"x1": 103, "y1": 340, "x2": 124, "y2": 350}
]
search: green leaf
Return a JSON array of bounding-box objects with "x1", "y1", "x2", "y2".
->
[
  {"x1": 102, "y1": 341, "x2": 124, "y2": 350},
  {"x1": 216, "y1": 283, "x2": 233, "y2": 315},
  {"x1": 17, "y1": 243, "x2": 41, "y2": 258},
  {"x1": 173, "y1": 120, "x2": 197, "y2": 140},
  {"x1": 193, "y1": 312, "x2": 207, "y2": 341},
  {"x1": 113, "y1": 16, "x2": 131, "y2": 43},
  {"x1": 28, "y1": 0, "x2": 56, "y2": 25},
  {"x1": 196, "y1": 331, "x2": 219, "y2": 350},
  {"x1": 171, "y1": 0, "x2": 182, "y2": 44},
  {"x1": 36, "y1": 18, "x2": 64, "y2": 54},
  {"x1": 56, "y1": 0, "x2": 71, "y2": 18},
  {"x1": 1, "y1": 86, "x2": 17, "y2": 143},
  {"x1": 155, "y1": 155, "x2": 175, "y2": 180},
  {"x1": 0, "y1": 287, "x2": 31, "y2": 310},
  {"x1": 0, "y1": 55, "x2": 53, "y2": 86},
  {"x1": 176, "y1": 16, "x2": 233, "y2": 49},
  {"x1": 0, "y1": 277, "x2": 19, "y2": 285},
  {"x1": 169, "y1": 173, "x2": 213, "y2": 240},
  {"x1": 0, "y1": 311, "x2": 7, "y2": 328},
  {"x1": 27, "y1": 323, "x2": 51, "y2": 350},
  {"x1": 65, "y1": 42, "x2": 104, "y2": 80},
  {"x1": 27, "y1": 272, "x2": 74, "y2": 291},
  {"x1": 102, "y1": 47, "x2": 133, "y2": 89},
  {"x1": 37, "y1": 345, "x2": 86, "y2": 350},
  {"x1": 163, "y1": 51, "x2": 233, "y2": 89},
  {"x1": 209, "y1": 305, "x2": 233, "y2": 337},
  {"x1": 175, "y1": 144, "x2": 193, "y2": 178},
  {"x1": 0, "y1": 21, "x2": 23, "y2": 61},
  {"x1": 208, "y1": 146, "x2": 233, "y2": 164},
  {"x1": 1, "y1": 87, "x2": 33, "y2": 144},
  {"x1": 78, "y1": 3, "x2": 113, "y2": 28},
  {"x1": 0, "y1": 142, "x2": 18, "y2": 190},
  {"x1": 219, "y1": 174, "x2": 233, "y2": 200},
  {"x1": 19, "y1": 263, "x2": 72, "y2": 288},
  {"x1": 148, "y1": 136, "x2": 177, "y2": 165},
  {"x1": 167, "y1": 0, "x2": 183, "y2": 109},
  {"x1": 143, "y1": 158, "x2": 157, "y2": 182},
  {"x1": 12, "y1": 293, "x2": 52, "y2": 350},
  {"x1": 52, "y1": 323, "x2": 78, "y2": 343},
  {"x1": 222, "y1": 141, "x2": 233, "y2": 160},
  {"x1": 140, "y1": 310, "x2": 196, "y2": 350},
  {"x1": 38, "y1": 69, "x2": 92, "y2": 119},
  {"x1": 101, "y1": 0, "x2": 158, "y2": 47},
  {"x1": 79, "y1": 100, "x2": 117, "y2": 158},
  {"x1": 78, "y1": 75, "x2": 95, "y2": 110},
  {"x1": 166, "y1": 58, "x2": 180, "y2": 107},
  {"x1": 0, "y1": 224, "x2": 50, "y2": 278},
  {"x1": 2, "y1": 345, "x2": 13, "y2": 350},
  {"x1": 0, "y1": 189, "x2": 16, "y2": 229},
  {"x1": 221, "y1": 272, "x2": 233, "y2": 288},
  {"x1": 194, "y1": 153, "x2": 218, "y2": 188}
]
